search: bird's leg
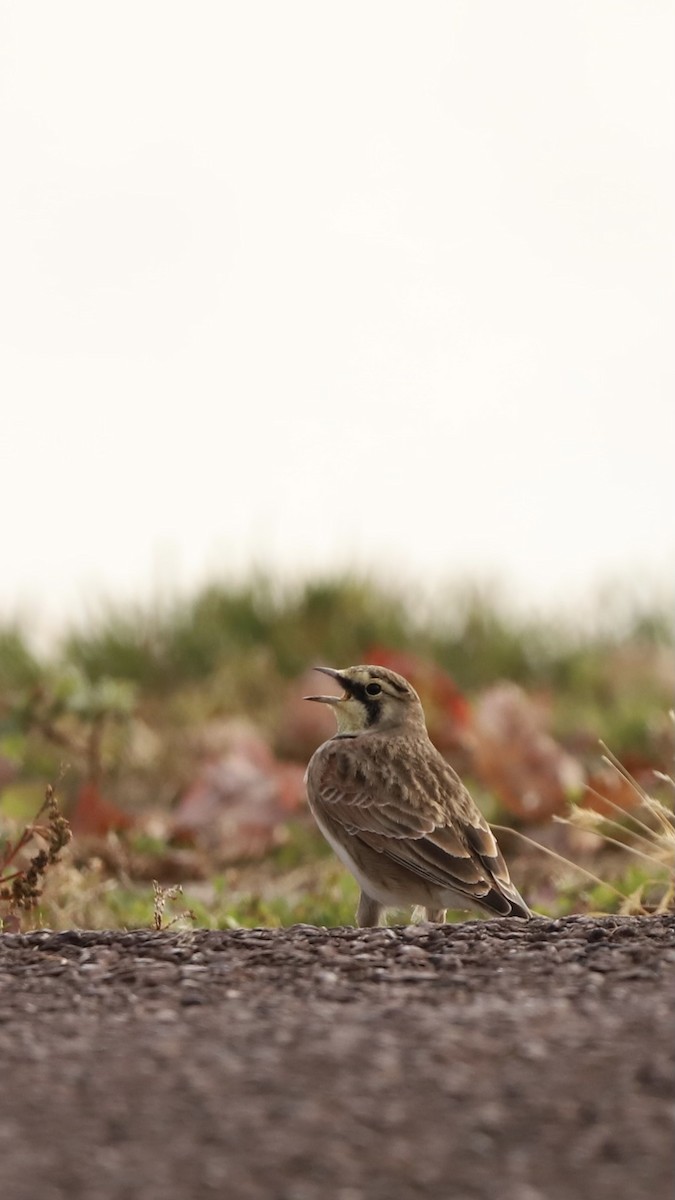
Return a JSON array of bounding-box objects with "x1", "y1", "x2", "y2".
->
[
  {"x1": 356, "y1": 891, "x2": 385, "y2": 927},
  {"x1": 424, "y1": 908, "x2": 447, "y2": 924}
]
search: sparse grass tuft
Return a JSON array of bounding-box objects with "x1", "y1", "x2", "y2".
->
[
  {"x1": 496, "y1": 729, "x2": 674, "y2": 917},
  {"x1": 151, "y1": 880, "x2": 195, "y2": 931},
  {"x1": 556, "y1": 735, "x2": 674, "y2": 914}
]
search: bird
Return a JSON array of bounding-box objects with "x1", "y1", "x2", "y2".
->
[{"x1": 304, "y1": 664, "x2": 531, "y2": 926}]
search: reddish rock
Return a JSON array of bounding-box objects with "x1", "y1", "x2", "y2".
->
[
  {"x1": 172, "y1": 720, "x2": 307, "y2": 863},
  {"x1": 472, "y1": 683, "x2": 585, "y2": 820}
]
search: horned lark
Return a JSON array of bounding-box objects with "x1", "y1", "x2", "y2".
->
[{"x1": 304, "y1": 664, "x2": 531, "y2": 926}]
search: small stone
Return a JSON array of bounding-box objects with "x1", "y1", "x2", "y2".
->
[
  {"x1": 398, "y1": 945, "x2": 428, "y2": 960},
  {"x1": 318, "y1": 970, "x2": 339, "y2": 985}
]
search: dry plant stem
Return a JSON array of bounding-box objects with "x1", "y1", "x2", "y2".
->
[
  {"x1": 582, "y1": 786, "x2": 666, "y2": 846},
  {"x1": 1, "y1": 813, "x2": 43, "y2": 874},
  {"x1": 152, "y1": 880, "x2": 195, "y2": 931},
  {"x1": 513, "y1": 739, "x2": 674, "y2": 916},
  {"x1": 491, "y1": 825, "x2": 632, "y2": 906},
  {"x1": 600, "y1": 744, "x2": 674, "y2": 840},
  {"x1": 553, "y1": 817, "x2": 669, "y2": 870},
  {"x1": 1, "y1": 785, "x2": 72, "y2": 918},
  {"x1": 1, "y1": 787, "x2": 60, "y2": 873}
]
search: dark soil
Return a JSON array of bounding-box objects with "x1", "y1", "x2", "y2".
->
[{"x1": 1, "y1": 914, "x2": 673, "y2": 1200}]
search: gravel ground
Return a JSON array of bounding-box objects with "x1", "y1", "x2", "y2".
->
[{"x1": 1, "y1": 913, "x2": 673, "y2": 1200}]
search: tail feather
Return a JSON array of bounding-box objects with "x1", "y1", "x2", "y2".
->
[{"x1": 482, "y1": 883, "x2": 532, "y2": 919}]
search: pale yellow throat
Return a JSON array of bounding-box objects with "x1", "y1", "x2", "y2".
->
[{"x1": 332, "y1": 698, "x2": 370, "y2": 735}]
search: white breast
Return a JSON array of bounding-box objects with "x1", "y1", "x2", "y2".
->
[{"x1": 310, "y1": 807, "x2": 407, "y2": 908}]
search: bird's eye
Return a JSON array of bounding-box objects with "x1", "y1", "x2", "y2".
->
[{"x1": 365, "y1": 682, "x2": 382, "y2": 697}]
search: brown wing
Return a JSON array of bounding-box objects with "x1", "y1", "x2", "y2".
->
[{"x1": 307, "y1": 735, "x2": 531, "y2": 917}]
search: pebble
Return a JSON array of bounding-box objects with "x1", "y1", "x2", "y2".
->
[{"x1": 397, "y1": 945, "x2": 428, "y2": 960}]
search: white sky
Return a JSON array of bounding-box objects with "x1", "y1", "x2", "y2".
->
[{"x1": 1, "y1": 1, "x2": 673, "y2": 636}]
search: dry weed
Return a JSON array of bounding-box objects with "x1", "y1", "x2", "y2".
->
[{"x1": 1, "y1": 784, "x2": 72, "y2": 930}]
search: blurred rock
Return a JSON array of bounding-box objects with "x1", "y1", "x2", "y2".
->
[
  {"x1": 472, "y1": 683, "x2": 585, "y2": 820},
  {"x1": 172, "y1": 719, "x2": 306, "y2": 862},
  {"x1": 69, "y1": 782, "x2": 135, "y2": 837}
]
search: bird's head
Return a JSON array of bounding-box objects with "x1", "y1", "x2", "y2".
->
[{"x1": 304, "y1": 664, "x2": 426, "y2": 735}]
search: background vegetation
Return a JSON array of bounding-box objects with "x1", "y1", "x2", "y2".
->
[{"x1": 1, "y1": 577, "x2": 672, "y2": 930}]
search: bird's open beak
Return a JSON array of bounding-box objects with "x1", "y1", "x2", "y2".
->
[{"x1": 303, "y1": 666, "x2": 348, "y2": 704}]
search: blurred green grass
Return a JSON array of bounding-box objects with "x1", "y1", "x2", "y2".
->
[{"x1": 3, "y1": 574, "x2": 672, "y2": 712}]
